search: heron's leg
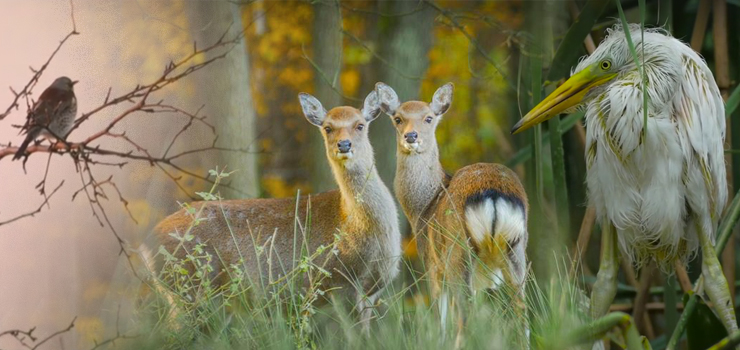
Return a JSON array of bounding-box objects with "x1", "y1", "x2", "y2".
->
[
  {"x1": 697, "y1": 222, "x2": 738, "y2": 334},
  {"x1": 590, "y1": 222, "x2": 620, "y2": 318}
]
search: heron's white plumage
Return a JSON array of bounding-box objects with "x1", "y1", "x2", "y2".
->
[{"x1": 579, "y1": 25, "x2": 726, "y2": 271}]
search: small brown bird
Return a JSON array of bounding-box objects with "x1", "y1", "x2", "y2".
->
[{"x1": 13, "y1": 77, "x2": 78, "y2": 160}]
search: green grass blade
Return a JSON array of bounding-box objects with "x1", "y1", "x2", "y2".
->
[
  {"x1": 664, "y1": 274, "x2": 680, "y2": 337},
  {"x1": 507, "y1": 112, "x2": 585, "y2": 167},
  {"x1": 547, "y1": 0, "x2": 611, "y2": 81},
  {"x1": 639, "y1": 0, "x2": 647, "y2": 137},
  {"x1": 615, "y1": 0, "x2": 649, "y2": 137},
  {"x1": 549, "y1": 114, "x2": 571, "y2": 238},
  {"x1": 532, "y1": 58, "x2": 544, "y2": 205},
  {"x1": 726, "y1": 83, "x2": 740, "y2": 116},
  {"x1": 539, "y1": 0, "x2": 612, "y2": 243}
]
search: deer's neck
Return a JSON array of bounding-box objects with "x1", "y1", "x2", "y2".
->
[
  {"x1": 330, "y1": 159, "x2": 397, "y2": 233},
  {"x1": 394, "y1": 144, "x2": 446, "y2": 229}
]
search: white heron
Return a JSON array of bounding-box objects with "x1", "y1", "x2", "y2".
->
[{"x1": 511, "y1": 24, "x2": 737, "y2": 334}]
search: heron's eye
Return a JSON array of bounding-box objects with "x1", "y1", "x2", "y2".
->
[
  {"x1": 600, "y1": 60, "x2": 612, "y2": 70},
  {"x1": 394, "y1": 117, "x2": 402, "y2": 125},
  {"x1": 424, "y1": 116, "x2": 433, "y2": 124},
  {"x1": 324, "y1": 126, "x2": 332, "y2": 133},
  {"x1": 356, "y1": 124, "x2": 365, "y2": 131}
]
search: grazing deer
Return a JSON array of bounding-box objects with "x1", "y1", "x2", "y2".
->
[
  {"x1": 376, "y1": 82, "x2": 529, "y2": 341},
  {"x1": 150, "y1": 90, "x2": 401, "y2": 330}
]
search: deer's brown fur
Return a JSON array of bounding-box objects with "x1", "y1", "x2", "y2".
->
[
  {"x1": 151, "y1": 91, "x2": 401, "y2": 327},
  {"x1": 377, "y1": 82, "x2": 529, "y2": 315}
]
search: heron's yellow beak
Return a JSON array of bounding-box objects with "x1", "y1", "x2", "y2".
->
[{"x1": 511, "y1": 68, "x2": 617, "y2": 134}]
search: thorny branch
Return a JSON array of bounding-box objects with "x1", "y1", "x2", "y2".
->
[
  {"x1": 0, "y1": 317, "x2": 77, "y2": 350},
  {"x1": 340, "y1": 29, "x2": 423, "y2": 81},
  {"x1": 0, "y1": 181, "x2": 64, "y2": 226},
  {"x1": 300, "y1": 43, "x2": 362, "y2": 102},
  {"x1": 0, "y1": 0, "x2": 79, "y2": 121},
  {"x1": 339, "y1": 0, "x2": 426, "y2": 17},
  {"x1": 0, "y1": 10, "x2": 264, "y2": 284},
  {"x1": 423, "y1": 0, "x2": 518, "y2": 92}
]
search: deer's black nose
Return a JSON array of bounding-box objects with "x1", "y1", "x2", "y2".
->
[
  {"x1": 337, "y1": 140, "x2": 352, "y2": 153},
  {"x1": 404, "y1": 131, "x2": 418, "y2": 144}
]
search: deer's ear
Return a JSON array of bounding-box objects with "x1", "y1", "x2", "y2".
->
[
  {"x1": 375, "y1": 82, "x2": 400, "y2": 116},
  {"x1": 298, "y1": 93, "x2": 327, "y2": 126},
  {"x1": 361, "y1": 90, "x2": 381, "y2": 122},
  {"x1": 431, "y1": 83, "x2": 453, "y2": 116}
]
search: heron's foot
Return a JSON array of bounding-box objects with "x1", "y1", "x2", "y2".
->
[
  {"x1": 696, "y1": 222, "x2": 739, "y2": 335},
  {"x1": 590, "y1": 223, "x2": 619, "y2": 319},
  {"x1": 702, "y1": 254, "x2": 738, "y2": 334},
  {"x1": 590, "y1": 265, "x2": 618, "y2": 318}
]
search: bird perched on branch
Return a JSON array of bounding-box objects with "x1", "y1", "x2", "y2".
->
[
  {"x1": 13, "y1": 76, "x2": 78, "y2": 160},
  {"x1": 512, "y1": 24, "x2": 737, "y2": 334}
]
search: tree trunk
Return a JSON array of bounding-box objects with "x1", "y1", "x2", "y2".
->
[
  {"x1": 372, "y1": 0, "x2": 434, "y2": 188},
  {"x1": 187, "y1": 0, "x2": 259, "y2": 199},
  {"x1": 309, "y1": 0, "x2": 343, "y2": 193}
]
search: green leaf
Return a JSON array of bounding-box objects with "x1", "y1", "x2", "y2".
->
[
  {"x1": 615, "y1": 0, "x2": 649, "y2": 137},
  {"x1": 547, "y1": 0, "x2": 611, "y2": 81},
  {"x1": 726, "y1": 83, "x2": 740, "y2": 117},
  {"x1": 664, "y1": 274, "x2": 679, "y2": 335},
  {"x1": 684, "y1": 293, "x2": 727, "y2": 349}
]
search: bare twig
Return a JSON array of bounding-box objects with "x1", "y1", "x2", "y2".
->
[
  {"x1": 339, "y1": 1, "x2": 425, "y2": 17},
  {"x1": 570, "y1": 206, "x2": 595, "y2": 277},
  {"x1": 341, "y1": 29, "x2": 422, "y2": 81},
  {"x1": 0, "y1": 317, "x2": 76, "y2": 350},
  {"x1": 1, "y1": 24, "x2": 256, "y2": 226},
  {"x1": 0, "y1": 15, "x2": 269, "y2": 299},
  {"x1": 610, "y1": 302, "x2": 689, "y2": 312},
  {"x1": 69, "y1": 0, "x2": 77, "y2": 32},
  {"x1": 0, "y1": 34, "x2": 78, "y2": 121},
  {"x1": 673, "y1": 260, "x2": 694, "y2": 293},
  {"x1": 0, "y1": 181, "x2": 64, "y2": 226},
  {"x1": 300, "y1": 44, "x2": 361, "y2": 102},
  {"x1": 690, "y1": 0, "x2": 711, "y2": 51},
  {"x1": 423, "y1": 0, "x2": 516, "y2": 92},
  {"x1": 632, "y1": 264, "x2": 656, "y2": 338}
]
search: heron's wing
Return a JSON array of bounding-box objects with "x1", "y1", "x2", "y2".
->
[{"x1": 673, "y1": 49, "x2": 727, "y2": 224}]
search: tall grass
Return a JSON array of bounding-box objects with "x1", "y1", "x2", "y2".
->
[{"x1": 102, "y1": 168, "x2": 637, "y2": 350}]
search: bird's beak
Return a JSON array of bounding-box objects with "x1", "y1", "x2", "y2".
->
[
  {"x1": 511, "y1": 68, "x2": 617, "y2": 135},
  {"x1": 71, "y1": 80, "x2": 79, "y2": 86}
]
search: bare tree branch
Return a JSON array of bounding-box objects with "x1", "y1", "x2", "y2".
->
[
  {"x1": 0, "y1": 317, "x2": 76, "y2": 350},
  {"x1": 0, "y1": 180, "x2": 64, "y2": 226},
  {"x1": 339, "y1": 0, "x2": 425, "y2": 17},
  {"x1": 0, "y1": 34, "x2": 79, "y2": 121},
  {"x1": 340, "y1": 29, "x2": 422, "y2": 81},
  {"x1": 422, "y1": 0, "x2": 517, "y2": 92}
]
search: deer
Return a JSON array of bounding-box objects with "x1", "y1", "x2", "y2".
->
[
  {"x1": 147, "y1": 89, "x2": 401, "y2": 332},
  {"x1": 375, "y1": 82, "x2": 530, "y2": 344}
]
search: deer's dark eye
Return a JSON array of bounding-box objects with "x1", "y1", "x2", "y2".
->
[
  {"x1": 356, "y1": 124, "x2": 365, "y2": 131},
  {"x1": 394, "y1": 117, "x2": 402, "y2": 125},
  {"x1": 424, "y1": 116, "x2": 433, "y2": 123},
  {"x1": 324, "y1": 126, "x2": 332, "y2": 133}
]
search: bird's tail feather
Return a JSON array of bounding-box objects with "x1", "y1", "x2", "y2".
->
[{"x1": 12, "y1": 128, "x2": 40, "y2": 160}]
